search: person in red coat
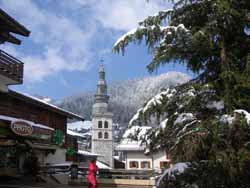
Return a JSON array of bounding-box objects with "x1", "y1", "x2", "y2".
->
[{"x1": 87, "y1": 158, "x2": 98, "y2": 188}]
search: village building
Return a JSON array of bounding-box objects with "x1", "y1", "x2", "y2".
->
[
  {"x1": 116, "y1": 126, "x2": 171, "y2": 171},
  {"x1": 91, "y1": 65, "x2": 113, "y2": 168},
  {"x1": 0, "y1": 8, "x2": 86, "y2": 176},
  {"x1": 66, "y1": 122, "x2": 97, "y2": 167},
  {"x1": 0, "y1": 90, "x2": 84, "y2": 175},
  {"x1": 0, "y1": 8, "x2": 30, "y2": 92}
]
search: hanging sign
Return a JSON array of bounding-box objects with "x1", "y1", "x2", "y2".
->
[{"x1": 11, "y1": 120, "x2": 33, "y2": 136}]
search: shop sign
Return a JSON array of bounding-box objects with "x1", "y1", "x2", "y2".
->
[{"x1": 11, "y1": 121, "x2": 33, "y2": 136}]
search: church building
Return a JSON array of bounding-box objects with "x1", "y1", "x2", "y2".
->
[{"x1": 91, "y1": 65, "x2": 113, "y2": 168}]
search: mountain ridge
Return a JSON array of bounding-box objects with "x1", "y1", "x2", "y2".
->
[{"x1": 59, "y1": 71, "x2": 190, "y2": 125}]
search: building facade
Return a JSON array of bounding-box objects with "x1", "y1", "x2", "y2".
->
[
  {"x1": 0, "y1": 8, "x2": 85, "y2": 176},
  {"x1": 91, "y1": 65, "x2": 113, "y2": 168},
  {"x1": 116, "y1": 126, "x2": 171, "y2": 171},
  {"x1": 0, "y1": 90, "x2": 84, "y2": 175}
]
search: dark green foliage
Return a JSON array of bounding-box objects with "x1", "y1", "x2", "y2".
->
[
  {"x1": 164, "y1": 161, "x2": 250, "y2": 188},
  {"x1": 113, "y1": 0, "x2": 250, "y2": 112},
  {"x1": 113, "y1": 0, "x2": 250, "y2": 187}
]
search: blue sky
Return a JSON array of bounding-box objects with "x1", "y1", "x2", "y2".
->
[{"x1": 0, "y1": 0, "x2": 193, "y2": 100}]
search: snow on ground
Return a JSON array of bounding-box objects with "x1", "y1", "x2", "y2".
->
[
  {"x1": 174, "y1": 113, "x2": 195, "y2": 125},
  {"x1": 160, "y1": 118, "x2": 168, "y2": 129}
]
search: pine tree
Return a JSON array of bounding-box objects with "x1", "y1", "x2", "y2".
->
[
  {"x1": 113, "y1": 1, "x2": 250, "y2": 186},
  {"x1": 113, "y1": 0, "x2": 250, "y2": 112}
]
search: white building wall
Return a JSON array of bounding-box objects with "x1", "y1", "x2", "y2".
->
[
  {"x1": 92, "y1": 116, "x2": 113, "y2": 167},
  {"x1": 126, "y1": 151, "x2": 152, "y2": 169},
  {"x1": 125, "y1": 150, "x2": 171, "y2": 170},
  {"x1": 152, "y1": 150, "x2": 171, "y2": 170}
]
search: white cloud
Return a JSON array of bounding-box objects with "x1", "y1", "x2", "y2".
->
[
  {"x1": 61, "y1": 0, "x2": 169, "y2": 30},
  {"x1": 1, "y1": 0, "x2": 94, "y2": 82},
  {"x1": 0, "y1": 0, "x2": 170, "y2": 83},
  {"x1": 93, "y1": 0, "x2": 166, "y2": 30}
]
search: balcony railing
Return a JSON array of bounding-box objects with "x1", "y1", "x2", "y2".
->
[{"x1": 0, "y1": 49, "x2": 23, "y2": 84}]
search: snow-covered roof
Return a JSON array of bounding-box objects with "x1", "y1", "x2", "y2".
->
[
  {"x1": 0, "y1": 115, "x2": 54, "y2": 131},
  {"x1": 9, "y1": 90, "x2": 84, "y2": 120},
  {"x1": 116, "y1": 143, "x2": 145, "y2": 151},
  {"x1": 77, "y1": 150, "x2": 102, "y2": 157},
  {"x1": 116, "y1": 126, "x2": 151, "y2": 151},
  {"x1": 67, "y1": 129, "x2": 88, "y2": 138},
  {"x1": 67, "y1": 120, "x2": 92, "y2": 130}
]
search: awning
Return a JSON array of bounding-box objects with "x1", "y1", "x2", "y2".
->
[
  {"x1": 25, "y1": 140, "x2": 58, "y2": 150},
  {"x1": 0, "y1": 115, "x2": 54, "y2": 131}
]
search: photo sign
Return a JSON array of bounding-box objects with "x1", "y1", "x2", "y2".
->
[{"x1": 11, "y1": 120, "x2": 33, "y2": 136}]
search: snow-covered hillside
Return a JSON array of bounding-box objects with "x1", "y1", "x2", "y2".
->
[{"x1": 59, "y1": 72, "x2": 190, "y2": 125}]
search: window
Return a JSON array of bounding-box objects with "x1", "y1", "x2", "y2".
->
[
  {"x1": 104, "y1": 121, "x2": 108, "y2": 128},
  {"x1": 98, "y1": 132, "x2": 102, "y2": 139},
  {"x1": 98, "y1": 121, "x2": 102, "y2": 128},
  {"x1": 141, "y1": 161, "x2": 151, "y2": 169},
  {"x1": 160, "y1": 161, "x2": 170, "y2": 169},
  {"x1": 129, "y1": 161, "x2": 139, "y2": 169},
  {"x1": 104, "y1": 132, "x2": 108, "y2": 139}
]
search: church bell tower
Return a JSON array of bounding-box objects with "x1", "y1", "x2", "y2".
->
[{"x1": 91, "y1": 65, "x2": 113, "y2": 167}]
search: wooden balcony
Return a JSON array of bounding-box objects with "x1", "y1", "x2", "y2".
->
[{"x1": 0, "y1": 50, "x2": 23, "y2": 85}]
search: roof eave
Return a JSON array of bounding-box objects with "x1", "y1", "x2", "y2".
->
[
  {"x1": 0, "y1": 8, "x2": 30, "y2": 37},
  {"x1": 8, "y1": 90, "x2": 84, "y2": 121}
]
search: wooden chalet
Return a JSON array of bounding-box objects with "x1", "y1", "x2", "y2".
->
[
  {"x1": 0, "y1": 8, "x2": 86, "y2": 176},
  {"x1": 0, "y1": 8, "x2": 30, "y2": 91},
  {"x1": 0, "y1": 89, "x2": 84, "y2": 176}
]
